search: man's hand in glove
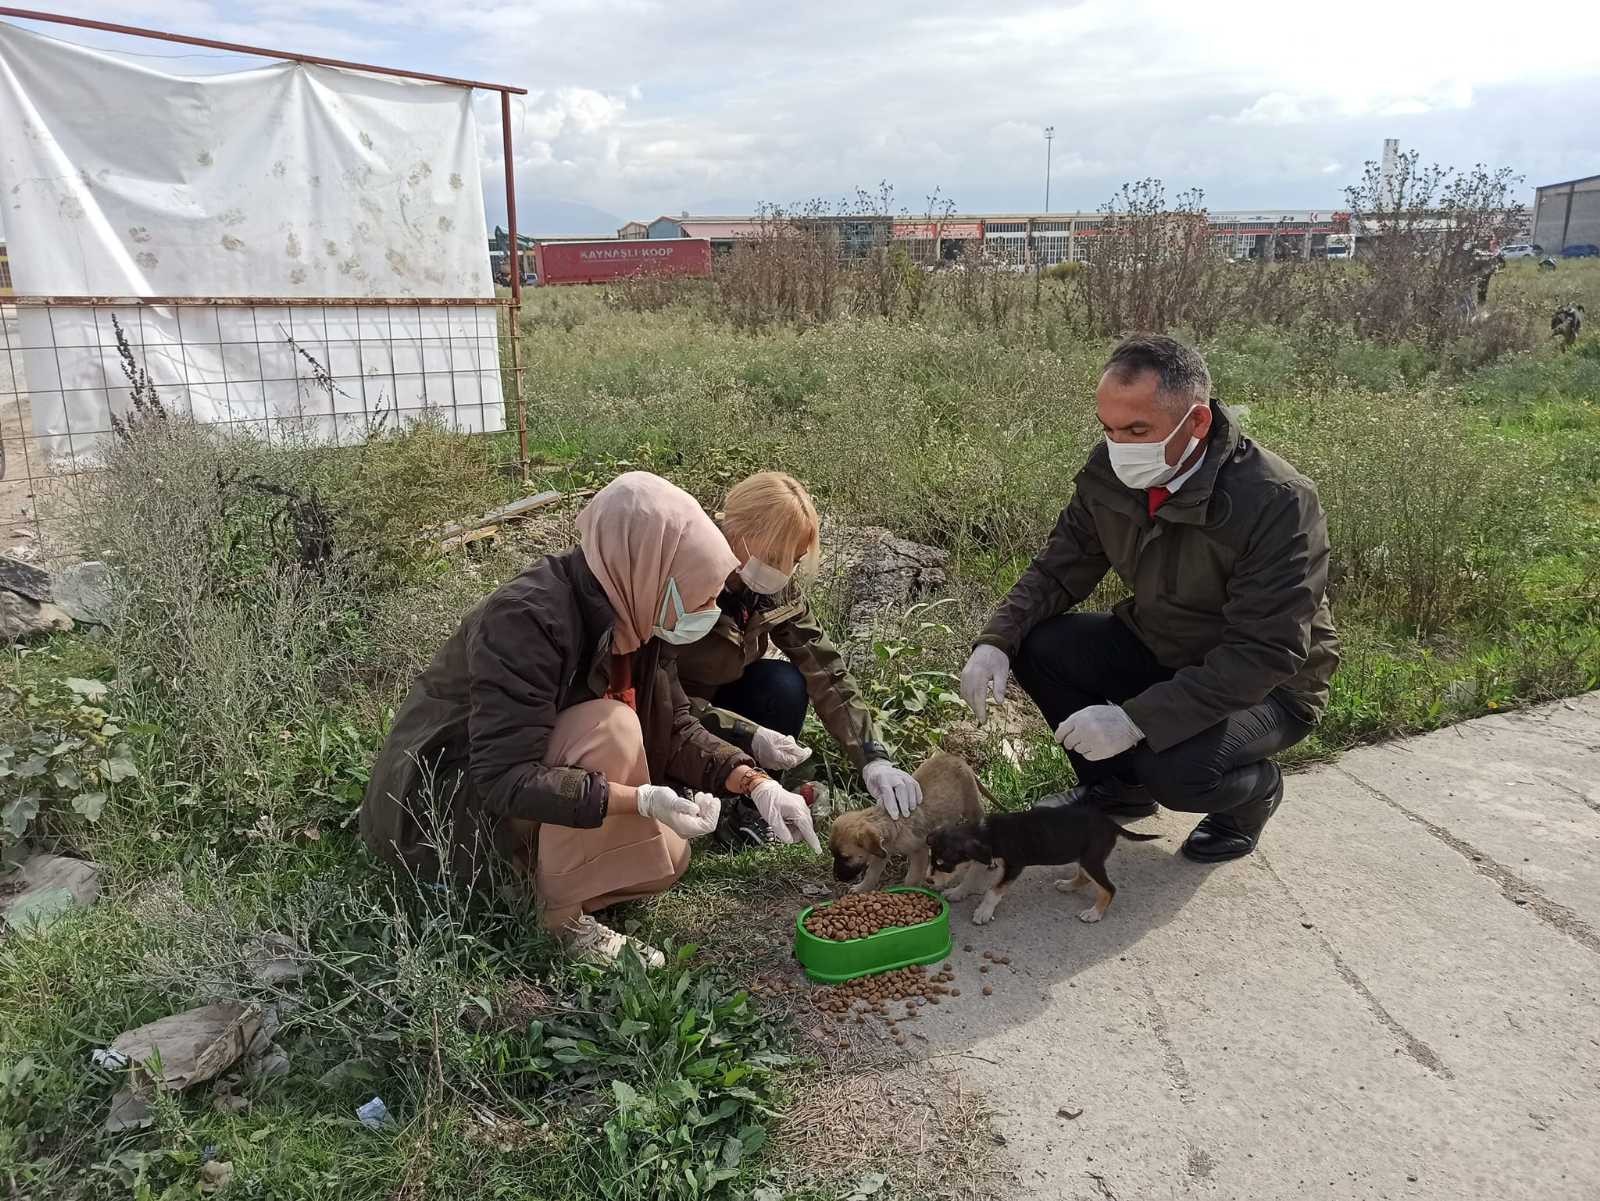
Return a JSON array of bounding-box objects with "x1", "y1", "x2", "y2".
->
[
  {"x1": 863, "y1": 760, "x2": 922, "y2": 819},
  {"x1": 1054, "y1": 705, "x2": 1144, "y2": 761},
  {"x1": 635, "y1": 785, "x2": 721, "y2": 839},
  {"x1": 751, "y1": 727, "x2": 813, "y2": 771},
  {"x1": 750, "y1": 778, "x2": 822, "y2": 853},
  {"x1": 959, "y1": 645, "x2": 1010, "y2": 723}
]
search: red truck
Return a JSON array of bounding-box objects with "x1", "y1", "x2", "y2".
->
[{"x1": 533, "y1": 238, "x2": 712, "y2": 286}]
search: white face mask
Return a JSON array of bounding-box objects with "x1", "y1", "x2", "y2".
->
[
  {"x1": 1105, "y1": 405, "x2": 1203, "y2": 490},
  {"x1": 653, "y1": 577, "x2": 722, "y2": 645},
  {"x1": 738, "y1": 556, "x2": 793, "y2": 595}
]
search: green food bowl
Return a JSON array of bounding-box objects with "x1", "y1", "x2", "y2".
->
[{"x1": 793, "y1": 886, "x2": 952, "y2": 984}]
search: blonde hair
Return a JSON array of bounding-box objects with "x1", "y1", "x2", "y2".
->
[{"x1": 720, "y1": 472, "x2": 821, "y2": 568}]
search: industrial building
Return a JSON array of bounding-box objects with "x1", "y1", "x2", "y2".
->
[
  {"x1": 640, "y1": 209, "x2": 1350, "y2": 265},
  {"x1": 1532, "y1": 174, "x2": 1600, "y2": 254}
]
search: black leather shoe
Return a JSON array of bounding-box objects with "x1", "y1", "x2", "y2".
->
[
  {"x1": 1181, "y1": 775, "x2": 1284, "y2": 862},
  {"x1": 1035, "y1": 779, "x2": 1158, "y2": 820}
]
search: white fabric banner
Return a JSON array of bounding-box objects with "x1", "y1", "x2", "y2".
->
[{"x1": 0, "y1": 22, "x2": 504, "y2": 463}]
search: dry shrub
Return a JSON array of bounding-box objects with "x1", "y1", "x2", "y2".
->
[
  {"x1": 1073, "y1": 181, "x2": 1242, "y2": 337},
  {"x1": 606, "y1": 272, "x2": 709, "y2": 314},
  {"x1": 714, "y1": 202, "x2": 841, "y2": 331},
  {"x1": 938, "y1": 242, "x2": 1032, "y2": 330},
  {"x1": 1342, "y1": 150, "x2": 1525, "y2": 348}
]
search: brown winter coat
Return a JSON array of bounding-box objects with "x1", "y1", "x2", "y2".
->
[
  {"x1": 360, "y1": 547, "x2": 754, "y2": 881},
  {"x1": 977, "y1": 404, "x2": 1339, "y2": 752},
  {"x1": 673, "y1": 585, "x2": 886, "y2": 769}
]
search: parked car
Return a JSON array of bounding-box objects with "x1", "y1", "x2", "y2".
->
[
  {"x1": 1500, "y1": 244, "x2": 1537, "y2": 259},
  {"x1": 1561, "y1": 244, "x2": 1600, "y2": 259}
]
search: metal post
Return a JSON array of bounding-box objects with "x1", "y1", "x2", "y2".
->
[
  {"x1": 500, "y1": 91, "x2": 527, "y2": 477},
  {"x1": 1044, "y1": 126, "x2": 1055, "y2": 213}
]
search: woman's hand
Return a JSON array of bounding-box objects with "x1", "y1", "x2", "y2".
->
[
  {"x1": 863, "y1": 760, "x2": 922, "y2": 819},
  {"x1": 635, "y1": 784, "x2": 721, "y2": 839},
  {"x1": 750, "y1": 779, "x2": 822, "y2": 853},
  {"x1": 752, "y1": 727, "x2": 812, "y2": 771}
]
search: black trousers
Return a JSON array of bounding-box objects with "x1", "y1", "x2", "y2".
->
[
  {"x1": 1012, "y1": 613, "x2": 1312, "y2": 814},
  {"x1": 712, "y1": 658, "x2": 809, "y2": 737}
]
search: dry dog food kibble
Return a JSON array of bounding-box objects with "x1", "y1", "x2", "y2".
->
[{"x1": 803, "y1": 891, "x2": 942, "y2": 941}]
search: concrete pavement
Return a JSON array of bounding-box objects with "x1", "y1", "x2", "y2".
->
[{"x1": 908, "y1": 693, "x2": 1600, "y2": 1200}]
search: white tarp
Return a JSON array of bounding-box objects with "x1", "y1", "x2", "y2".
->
[{"x1": 0, "y1": 22, "x2": 504, "y2": 464}]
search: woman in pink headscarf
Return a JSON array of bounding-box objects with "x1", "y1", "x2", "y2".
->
[{"x1": 361, "y1": 472, "x2": 821, "y2": 966}]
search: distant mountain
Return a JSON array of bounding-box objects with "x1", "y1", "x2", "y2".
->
[{"x1": 510, "y1": 196, "x2": 627, "y2": 238}]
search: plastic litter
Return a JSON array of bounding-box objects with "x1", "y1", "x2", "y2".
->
[{"x1": 356, "y1": 1096, "x2": 391, "y2": 1129}]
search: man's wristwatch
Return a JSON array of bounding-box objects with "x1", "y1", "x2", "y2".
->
[{"x1": 862, "y1": 740, "x2": 891, "y2": 764}]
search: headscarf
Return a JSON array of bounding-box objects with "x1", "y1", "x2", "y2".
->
[{"x1": 575, "y1": 471, "x2": 738, "y2": 654}]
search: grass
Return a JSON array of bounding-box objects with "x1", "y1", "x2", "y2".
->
[{"x1": 3, "y1": 258, "x2": 1598, "y2": 1200}]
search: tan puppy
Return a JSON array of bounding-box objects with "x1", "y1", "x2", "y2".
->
[{"x1": 830, "y1": 751, "x2": 987, "y2": 895}]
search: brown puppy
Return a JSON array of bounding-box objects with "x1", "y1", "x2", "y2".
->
[{"x1": 830, "y1": 751, "x2": 987, "y2": 895}]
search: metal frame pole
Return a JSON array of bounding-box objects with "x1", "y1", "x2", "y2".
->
[
  {"x1": 501, "y1": 91, "x2": 527, "y2": 476},
  {"x1": 0, "y1": 7, "x2": 526, "y2": 93}
]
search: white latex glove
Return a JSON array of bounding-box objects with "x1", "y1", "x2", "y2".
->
[
  {"x1": 750, "y1": 778, "x2": 822, "y2": 853},
  {"x1": 959, "y1": 645, "x2": 1010, "y2": 723},
  {"x1": 1054, "y1": 705, "x2": 1145, "y2": 761},
  {"x1": 751, "y1": 727, "x2": 813, "y2": 771},
  {"x1": 635, "y1": 785, "x2": 721, "y2": 839},
  {"x1": 863, "y1": 760, "x2": 923, "y2": 820}
]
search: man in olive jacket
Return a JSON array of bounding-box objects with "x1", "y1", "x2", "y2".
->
[{"x1": 960, "y1": 334, "x2": 1338, "y2": 861}]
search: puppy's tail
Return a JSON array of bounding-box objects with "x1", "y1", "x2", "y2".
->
[{"x1": 1116, "y1": 828, "x2": 1162, "y2": 842}]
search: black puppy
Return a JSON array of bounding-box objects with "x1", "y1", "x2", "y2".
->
[{"x1": 928, "y1": 808, "x2": 1159, "y2": 926}]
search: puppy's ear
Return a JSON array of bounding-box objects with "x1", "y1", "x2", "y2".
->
[{"x1": 861, "y1": 825, "x2": 883, "y2": 857}]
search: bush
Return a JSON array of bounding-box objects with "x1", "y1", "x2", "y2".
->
[
  {"x1": 59, "y1": 414, "x2": 510, "y2": 841},
  {"x1": 1262, "y1": 389, "x2": 1549, "y2": 634}
]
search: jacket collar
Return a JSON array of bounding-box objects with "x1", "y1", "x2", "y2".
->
[
  {"x1": 1156, "y1": 403, "x2": 1242, "y2": 526},
  {"x1": 562, "y1": 549, "x2": 621, "y2": 693}
]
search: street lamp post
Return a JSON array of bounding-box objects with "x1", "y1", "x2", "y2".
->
[{"x1": 1044, "y1": 125, "x2": 1055, "y2": 214}]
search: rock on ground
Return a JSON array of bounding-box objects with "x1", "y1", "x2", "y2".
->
[
  {"x1": 0, "y1": 851, "x2": 102, "y2": 929},
  {"x1": 0, "y1": 590, "x2": 72, "y2": 643},
  {"x1": 817, "y1": 522, "x2": 947, "y2": 641}
]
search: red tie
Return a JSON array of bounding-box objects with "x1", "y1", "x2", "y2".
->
[{"x1": 1147, "y1": 486, "x2": 1171, "y2": 518}]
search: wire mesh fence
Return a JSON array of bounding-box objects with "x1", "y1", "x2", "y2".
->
[{"x1": 0, "y1": 294, "x2": 526, "y2": 564}]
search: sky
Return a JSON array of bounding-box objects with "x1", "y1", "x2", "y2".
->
[{"x1": 4, "y1": 0, "x2": 1599, "y2": 236}]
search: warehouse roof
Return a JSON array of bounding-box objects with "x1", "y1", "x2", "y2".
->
[{"x1": 1536, "y1": 173, "x2": 1600, "y2": 191}]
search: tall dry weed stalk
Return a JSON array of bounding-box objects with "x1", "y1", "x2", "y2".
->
[
  {"x1": 1342, "y1": 150, "x2": 1525, "y2": 347},
  {"x1": 714, "y1": 201, "x2": 841, "y2": 331}
]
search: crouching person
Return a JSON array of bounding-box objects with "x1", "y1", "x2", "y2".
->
[
  {"x1": 360, "y1": 472, "x2": 821, "y2": 968},
  {"x1": 960, "y1": 334, "x2": 1339, "y2": 861},
  {"x1": 674, "y1": 472, "x2": 924, "y2": 843}
]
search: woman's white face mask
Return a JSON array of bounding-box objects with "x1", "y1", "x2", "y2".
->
[
  {"x1": 1105, "y1": 404, "x2": 1203, "y2": 490},
  {"x1": 738, "y1": 556, "x2": 793, "y2": 595},
  {"x1": 653, "y1": 577, "x2": 721, "y2": 645}
]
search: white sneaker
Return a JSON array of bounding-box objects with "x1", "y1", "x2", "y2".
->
[{"x1": 563, "y1": 915, "x2": 665, "y2": 969}]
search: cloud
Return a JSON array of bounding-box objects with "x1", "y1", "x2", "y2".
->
[
  {"x1": 5, "y1": 0, "x2": 1597, "y2": 230},
  {"x1": 1233, "y1": 93, "x2": 1313, "y2": 126}
]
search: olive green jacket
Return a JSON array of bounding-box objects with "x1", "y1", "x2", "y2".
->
[
  {"x1": 977, "y1": 404, "x2": 1339, "y2": 752},
  {"x1": 673, "y1": 587, "x2": 887, "y2": 769}
]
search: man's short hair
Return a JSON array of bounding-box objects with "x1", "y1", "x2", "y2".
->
[{"x1": 1103, "y1": 334, "x2": 1211, "y2": 414}]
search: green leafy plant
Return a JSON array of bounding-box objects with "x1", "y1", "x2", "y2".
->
[
  {"x1": 454, "y1": 944, "x2": 790, "y2": 1201},
  {"x1": 1, "y1": 676, "x2": 138, "y2": 846},
  {"x1": 861, "y1": 601, "x2": 967, "y2": 763}
]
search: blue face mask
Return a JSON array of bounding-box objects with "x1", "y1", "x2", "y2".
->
[{"x1": 653, "y1": 577, "x2": 722, "y2": 645}]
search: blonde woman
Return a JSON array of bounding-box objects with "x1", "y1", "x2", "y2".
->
[
  {"x1": 675, "y1": 472, "x2": 924, "y2": 832},
  {"x1": 361, "y1": 472, "x2": 821, "y2": 968}
]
